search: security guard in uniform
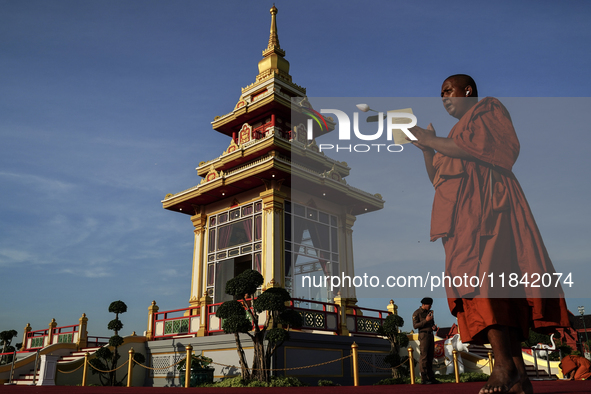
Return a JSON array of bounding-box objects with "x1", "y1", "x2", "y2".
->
[{"x1": 412, "y1": 297, "x2": 439, "y2": 384}]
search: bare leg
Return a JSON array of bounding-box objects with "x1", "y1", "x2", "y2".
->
[
  {"x1": 508, "y1": 328, "x2": 533, "y2": 394},
  {"x1": 479, "y1": 325, "x2": 521, "y2": 394}
]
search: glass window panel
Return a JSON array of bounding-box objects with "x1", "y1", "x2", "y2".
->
[
  {"x1": 285, "y1": 251, "x2": 292, "y2": 277},
  {"x1": 294, "y1": 204, "x2": 305, "y2": 217},
  {"x1": 319, "y1": 250, "x2": 330, "y2": 260},
  {"x1": 319, "y1": 211, "x2": 329, "y2": 224},
  {"x1": 215, "y1": 259, "x2": 234, "y2": 303},
  {"x1": 254, "y1": 215, "x2": 262, "y2": 241},
  {"x1": 228, "y1": 248, "x2": 240, "y2": 257},
  {"x1": 254, "y1": 253, "x2": 262, "y2": 273},
  {"x1": 285, "y1": 242, "x2": 291, "y2": 251},
  {"x1": 307, "y1": 208, "x2": 318, "y2": 221},
  {"x1": 209, "y1": 216, "x2": 216, "y2": 226},
  {"x1": 207, "y1": 264, "x2": 214, "y2": 286},
  {"x1": 217, "y1": 218, "x2": 253, "y2": 250},
  {"x1": 218, "y1": 213, "x2": 228, "y2": 224},
  {"x1": 331, "y1": 253, "x2": 339, "y2": 262},
  {"x1": 331, "y1": 262, "x2": 339, "y2": 277},
  {"x1": 294, "y1": 217, "x2": 330, "y2": 250},
  {"x1": 254, "y1": 202, "x2": 262, "y2": 212},
  {"x1": 242, "y1": 204, "x2": 253, "y2": 216},
  {"x1": 229, "y1": 209, "x2": 240, "y2": 221},
  {"x1": 284, "y1": 201, "x2": 291, "y2": 213},
  {"x1": 330, "y1": 215, "x2": 337, "y2": 227},
  {"x1": 254, "y1": 242, "x2": 262, "y2": 250},
  {"x1": 331, "y1": 227, "x2": 338, "y2": 252},
  {"x1": 208, "y1": 229, "x2": 216, "y2": 253},
  {"x1": 284, "y1": 213, "x2": 291, "y2": 241},
  {"x1": 306, "y1": 247, "x2": 318, "y2": 257}
]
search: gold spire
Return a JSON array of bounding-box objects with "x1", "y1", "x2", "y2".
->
[
  {"x1": 258, "y1": 5, "x2": 289, "y2": 77},
  {"x1": 264, "y1": 5, "x2": 284, "y2": 57}
]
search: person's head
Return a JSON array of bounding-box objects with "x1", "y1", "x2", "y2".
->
[
  {"x1": 441, "y1": 74, "x2": 478, "y2": 119},
  {"x1": 420, "y1": 297, "x2": 433, "y2": 311}
]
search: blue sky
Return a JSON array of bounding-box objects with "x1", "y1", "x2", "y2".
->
[{"x1": 1, "y1": 1, "x2": 590, "y2": 338}]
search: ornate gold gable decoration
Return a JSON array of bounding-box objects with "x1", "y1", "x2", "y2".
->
[
  {"x1": 201, "y1": 165, "x2": 220, "y2": 184},
  {"x1": 224, "y1": 138, "x2": 240, "y2": 155},
  {"x1": 238, "y1": 123, "x2": 253, "y2": 145},
  {"x1": 234, "y1": 97, "x2": 248, "y2": 111},
  {"x1": 292, "y1": 123, "x2": 308, "y2": 144},
  {"x1": 324, "y1": 164, "x2": 345, "y2": 183}
]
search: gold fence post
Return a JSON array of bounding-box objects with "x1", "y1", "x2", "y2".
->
[
  {"x1": 185, "y1": 344, "x2": 193, "y2": 388},
  {"x1": 22, "y1": 323, "x2": 32, "y2": 351},
  {"x1": 77, "y1": 313, "x2": 88, "y2": 350},
  {"x1": 453, "y1": 349, "x2": 460, "y2": 383},
  {"x1": 351, "y1": 342, "x2": 359, "y2": 386},
  {"x1": 82, "y1": 352, "x2": 88, "y2": 386},
  {"x1": 408, "y1": 347, "x2": 415, "y2": 384},
  {"x1": 197, "y1": 293, "x2": 211, "y2": 337},
  {"x1": 146, "y1": 301, "x2": 159, "y2": 341},
  {"x1": 488, "y1": 351, "x2": 494, "y2": 373},
  {"x1": 47, "y1": 318, "x2": 57, "y2": 347},
  {"x1": 127, "y1": 348, "x2": 134, "y2": 387}
]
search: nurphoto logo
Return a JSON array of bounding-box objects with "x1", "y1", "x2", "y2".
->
[{"x1": 305, "y1": 108, "x2": 417, "y2": 153}]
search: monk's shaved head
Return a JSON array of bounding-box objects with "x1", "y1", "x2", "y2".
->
[{"x1": 445, "y1": 74, "x2": 478, "y2": 98}]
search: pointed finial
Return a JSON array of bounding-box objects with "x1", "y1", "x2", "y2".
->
[
  {"x1": 267, "y1": 5, "x2": 281, "y2": 52},
  {"x1": 258, "y1": 5, "x2": 290, "y2": 77}
]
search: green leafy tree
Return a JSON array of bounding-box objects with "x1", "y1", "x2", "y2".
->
[
  {"x1": 378, "y1": 314, "x2": 410, "y2": 378},
  {"x1": 89, "y1": 301, "x2": 145, "y2": 386},
  {"x1": 0, "y1": 330, "x2": 19, "y2": 365},
  {"x1": 215, "y1": 269, "x2": 302, "y2": 382}
]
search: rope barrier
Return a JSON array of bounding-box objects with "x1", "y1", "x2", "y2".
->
[
  {"x1": 132, "y1": 356, "x2": 187, "y2": 371},
  {"x1": 359, "y1": 357, "x2": 409, "y2": 371},
  {"x1": 208, "y1": 354, "x2": 353, "y2": 372},
  {"x1": 57, "y1": 362, "x2": 85, "y2": 374},
  {"x1": 87, "y1": 360, "x2": 129, "y2": 373},
  {"x1": 130, "y1": 354, "x2": 353, "y2": 373}
]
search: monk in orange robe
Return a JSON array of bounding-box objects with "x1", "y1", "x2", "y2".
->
[
  {"x1": 560, "y1": 355, "x2": 591, "y2": 380},
  {"x1": 410, "y1": 74, "x2": 570, "y2": 394}
]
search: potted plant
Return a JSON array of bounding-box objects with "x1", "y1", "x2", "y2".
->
[{"x1": 178, "y1": 354, "x2": 214, "y2": 386}]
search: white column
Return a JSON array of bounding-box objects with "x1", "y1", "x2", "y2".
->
[
  {"x1": 260, "y1": 181, "x2": 286, "y2": 288},
  {"x1": 190, "y1": 212, "x2": 207, "y2": 306},
  {"x1": 37, "y1": 355, "x2": 60, "y2": 386}
]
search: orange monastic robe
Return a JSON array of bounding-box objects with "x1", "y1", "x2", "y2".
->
[
  {"x1": 430, "y1": 97, "x2": 569, "y2": 343},
  {"x1": 561, "y1": 355, "x2": 591, "y2": 380}
]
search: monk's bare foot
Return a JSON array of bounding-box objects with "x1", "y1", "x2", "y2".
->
[
  {"x1": 479, "y1": 363, "x2": 520, "y2": 394},
  {"x1": 508, "y1": 376, "x2": 533, "y2": 394}
]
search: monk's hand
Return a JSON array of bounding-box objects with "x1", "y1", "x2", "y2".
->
[
  {"x1": 408, "y1": 123, "x2": 436, "y2": 152},
  {"x1": 426, "y1": 313, "x2": 433, "y2": 322}
]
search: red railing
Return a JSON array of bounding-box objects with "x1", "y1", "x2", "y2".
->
[
  {"x1": 151, "y1": 299, "x2": 389, "y2": 340},
  {"x1": 205, "y1": 298, "x2": 263, "y2": 335},
  {"x1": 86, "y1": 336, "x2": 110, "y2": 347},
  {"x1": 25, "y1": 328, "x2": 50, "y2": 350},
  {"x1": 290, "y1": 298, "x2": 339, "y2": 334},
  {"x1": 206, "y1": 301, "x2": 225, "y2": 335},
  {"x1": 253, "y1": 121, "x2": 274, "y2": 139},
  {"x1": 153, "y1": 306, "x2": 201, "y2": 339},
  {"x1": 25, "y1": 323, "x2": 80, "y2": 350},
  {"x1": 52, "y1": 324, "x2": 79, "y2": 339},
  {"x1": 346, "y1": 306, "x2": 389, "y2": 336}
]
